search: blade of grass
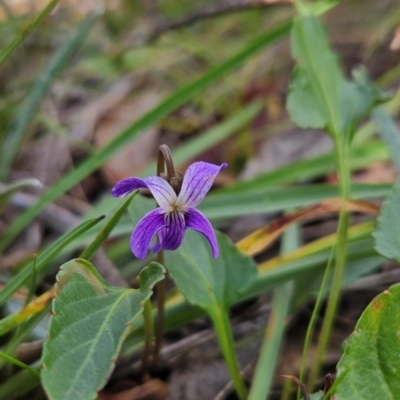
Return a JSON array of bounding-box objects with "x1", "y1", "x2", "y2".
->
[
  {"x1": 80, "y1": 191, "x2": 138, "y2": 260},
  {"x1": 0, "y1": 0, "x2": 62, "y2": 64},
  {"x1": 248, "y1": 221, "x2": 298, "y2": 400},
  {"x1": 0, "y1": 364, "x2": 40, "y2": 400},
  {"x1": 0, "y1": 19, "x2": 291, "y2": 251},
  {"x1": 0, "y1": 215, "x2": 104, "y2": 307},
  {"x1": 0, "y1": 12, "x2": 99, "y2": 181},
  {"x1": 219, "y1": 140, "x2": 388, "y2": 194},
  {"x1": 25, "y1": 254, "x2": 37, "y2": 306},
  {"x1": 0, "y1": 351, "x2": 40, "y2": 377},
  {"x1": 298, "y1": 242, "x2": 335, "y2": 398},
  {"x1": 3, "y1": 305, "x2": 50, "y2": 353}
]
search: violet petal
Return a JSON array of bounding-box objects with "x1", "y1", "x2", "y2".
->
[
  {"x1": 130, "y1": 208, "x2": 166, "y2": 259},
  {"x1": 111, "y1": 177, "x2": 147, "y2": 197},
  {"x1": 143, "y1": 176, "x2": 177, "y2": 209},
  {"x1": 177, "y1": 162, "x2": 227, "y2": 208},
  {"x1": 158, "y1": 211, "x2": 186, "y2": 251},
  {"x1": 185, "y1": 207, "x2": 219, "y2": 257}
]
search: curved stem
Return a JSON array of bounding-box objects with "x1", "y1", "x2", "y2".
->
[
  {"x1": 211, "y1": 307, "x2": 247, "y2": 400},
  {"x1": 158, "y1": 144, "x2": 176, "y2": 179},
  {"x1": 308, "y1": 136, "x2": 351, "y2": 388},
  {"x1": 141, "y1": 298, "x2": 154, "y2": 378}
]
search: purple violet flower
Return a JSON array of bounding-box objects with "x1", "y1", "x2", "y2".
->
[{"x1": 111, "y1": 162, "x2": 227, "y2": 259}]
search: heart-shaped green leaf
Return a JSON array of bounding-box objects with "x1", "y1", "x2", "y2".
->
[
  {"x1": 164, "y1": 230, "x2": 257, "y2": 311},
  {"x1": 374, "y1": 177, "x2": 400, "y2": 261},
  {"x1": 41, "y1": 259, "x2": 165, "y2": 400},
  {"x1": 165, "y1": 230, "x2": 257, "y2": 400},
  {"x1": 335, "y1": 284, "x2": 400, "y2": 399}
]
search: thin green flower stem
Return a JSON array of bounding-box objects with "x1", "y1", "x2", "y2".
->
[
  {"x1": 152, "y1": 249, "x2": 165, "y2": 367},
  {"x1": 308, "y1": 136, "x2": 351, "y2": 388},
  {"x1": 141, "y1": 298, "x2": 154, "y2": 378},
  {"x1": 297, "y1": 245, "x2": 335, "y2": 399},
  {"x1": 211, "y1": 307, "x2": 248, "y2": 400}
]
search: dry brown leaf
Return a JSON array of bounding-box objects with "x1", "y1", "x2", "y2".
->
[{"x1": 237, "y1": 198, "x2": 379, "y2": 256}]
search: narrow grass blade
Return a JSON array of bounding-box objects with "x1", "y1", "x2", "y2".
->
[
  {"x1": 200, "y1": 183, "x2": 390, "y2": 220},
  {"x1": 220, "y1": 140, "x2": 388, "y2": 194},
  {"x1": 0, "y1": 12, "x2": 99, "y2": 181},
  {"x1": 0, "y1": 351, "x2": 40, "y2": 377},
  {"x1": 0, "y1": 366, "x2": 40, "y2": 400},
  {"x1": 81, "y1": 191, "x2": 138, "y2": 260},
  {"x1": 0, "y1": 0, "x2": 61, "y2": 64},
  {"x1": 0, "y1": 216, "x2": 104, "y2": 307},
  {"x1": 26, "y1": 254, "x2": 38, "y2": 306},
  {"x1": 0, "y1": 20, "x2": 291, "y2": 251},
  {"x1": 3, "y1": 304, "x2": 50, "y2": 353},
  {"x1": 248, "y1": 223, "x2": 297, "y2": 400}
]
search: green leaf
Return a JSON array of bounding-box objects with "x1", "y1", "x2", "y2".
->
[
  {"x1": 335, "y1": 284, "x2": 400, "y2": 399},
  {"x1": 0, "y1": 216, "x2": 105, "y2": 308},
  {"x1": 165, "y1": 230, "x2": 257, "y2": 310},
  {"x1": 287, "y1": 14, "x2": 385, "y2": 137},
  {"x1": 373, "y1": 177, "x2": 400, "y2": 261},
  {"x1": 165, "y1": 233, "x2": 256, "y2": 399},
  {"x1": 41, "y1": 259, "x2": 165, "y2": 400},
  {"x1": 0, "y1": 20, "x2": 290, "y2": 252},
  {"x1": 304, "y1": 392, "x2": 323, "y2": 400},
  {"x1": 373, "y1": 107, "x2": 400, "y2": 172}
]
